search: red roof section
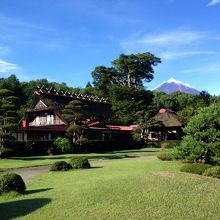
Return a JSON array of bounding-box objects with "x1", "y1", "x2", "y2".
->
[{"x1": 105, "y1": 124, "x2": 137, "y2": 131}]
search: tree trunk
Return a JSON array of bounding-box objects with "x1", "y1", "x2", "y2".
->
[
  {"x1": 127, "y1": 72, "x2": 131, "y2": 87},
  {"x1": 72, "y1": 121, "x2": 77, "y2": 143}
]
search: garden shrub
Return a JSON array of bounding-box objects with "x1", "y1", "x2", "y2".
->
[
  {"x1": 50, "y1": 161, "x2": 70, "y2": 171},
  {"x1": 203, "y1": 166, "x2": 220, "y2": 179},
  {"x1": 53, "y1": 137, "x2": 72, "y2": 153},
  {"x1": 180, "y1": 163, "x2": 210, "y2": 175},
  {"x1": 0, "y1": 173, "x2": 26, "y2": 194},
  {"x1": 69, "y1": 157, "x2": 91, "y2": 169},
  {"x1": 160, "y1": 140, "x2": 181, "y2": 149},
  {"x1": 157, "y1": 152, "x2": 172, "y2": 161},
  {"x1": 0, "y1": 148, "x2": 15, "y2": 159},
  {"x1": 169, "y1": 147, "x2": 184, "y2": 160}
]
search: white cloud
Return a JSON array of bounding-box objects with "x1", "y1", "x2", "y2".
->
[
  {"x1": 207, "y1": 0, "x2": 220, "y2": 6},
  {"x1": 120, "y1": 29, "x2": 207, "y2": 52},
  {"x1": 0, "y1": 59, "x2": 18, "y2": 72},
  {"x1": 160, "y1": 51, "x2": 217, "y2": 60}
]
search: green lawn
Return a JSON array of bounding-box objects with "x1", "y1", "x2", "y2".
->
[
  {"x1": 0, "y1": 157, "x2": 220, "y2": 219},
  {"x1": 0, "y1": 147, "x2": 161, "y2": 169}
]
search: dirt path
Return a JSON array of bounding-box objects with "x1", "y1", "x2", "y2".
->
[{"x1": 5, "y1": 166, "x2": 50, "y2": 184}]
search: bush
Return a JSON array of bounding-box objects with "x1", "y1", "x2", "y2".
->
[
  {"x1": 50, "y1": 161, "x2": 70, "y2": 171},
  {"x1": 180, "y1": 163, "x2": 210, "y2": 175},
  {"x1": 69, "y1": 157, "x2": 90, "y2": 169},
  {"x1": 0, "y1": 173, "x2": 26, "y2": 194},
  {"x1": 53, "y1": 137, "x2": 72, "y2": 153},
  {"x1": 160, "y1": 140, "x2": 181, "y2": 149},
  {"x1": 203, "y1": 166, "x2": 220, "y2": 179},
  {"x1": 0, "y1": 148, "x2": 15, "y2": 159},
  {"x1": 157, "y1": 152, "x2": 172, "y2": 161}
]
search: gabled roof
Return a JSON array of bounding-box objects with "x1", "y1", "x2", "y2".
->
[
  {"x1": 25, "y1": 88, "x2": 111, "y2": 118},
  {"x1": 32, "y1": 86, "x2": 108, "y2": 106},
  {"x1": 28, "y1": 86, "x2": 110, "y2": 110}
]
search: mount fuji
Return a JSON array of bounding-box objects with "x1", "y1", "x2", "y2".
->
[{"x1": 153, "y1": 78, "x2": 200, "y2": 95}]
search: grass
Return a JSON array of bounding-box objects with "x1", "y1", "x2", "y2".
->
[
  {"x1": 0, "y1": 147, "x2": 161, "y2": 169},
  {"x1": 0, "y1": 158, "x2": 220, "y2": 219}
]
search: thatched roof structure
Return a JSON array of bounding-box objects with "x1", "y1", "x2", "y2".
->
[{"x1": 154, "y1": 109, "x2": 183, "y2": 128}]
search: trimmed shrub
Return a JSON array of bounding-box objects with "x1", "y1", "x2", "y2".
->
[
  {"x1": 180, "y1": 163, "x2": 210, "y2": 175},
  {"x1": 50, "y1": 161, "x2": 70, "y2": 171},
  {"x1": 53, "y1": 137, "x2": 72, "y2": 153},
  {"x1": 203, "y1": 166, "x2": 220, "y2": 179},
  {"x1": 69, "y1": 157, "x2": 91, "y2": 169},
  {"x1": 0, "y1": 173, "x2": 26, "y2": 194},
  {"x1": 160, "y1": 140, "x2": 181, "y2": 149},
  {"x1": 157, "y1": 152, "x2": 172, "y2": 161},
  {"x1": 0, "y1": 148, "x2": 15, "y2": 159}
]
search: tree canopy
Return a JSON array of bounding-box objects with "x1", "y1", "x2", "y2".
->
[
  {"x1": 92, "y1": 52, "x2": 161, "y2": 93},
  {"x1": 108, "y1": 86, "x2": 154, "y2": 124},
  {"x1": 62, "y1": 100, "x2": 89, "y2": 144},
  {"x1": 175, "y1": 103, "x2": 220, "y2": 164}
]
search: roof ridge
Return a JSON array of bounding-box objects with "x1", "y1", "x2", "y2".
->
[{"x1": 36, "y1": 85, "x2": 109, "y2": 104}]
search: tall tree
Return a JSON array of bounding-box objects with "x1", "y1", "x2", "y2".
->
[
  {"x1": 112, "y1": 53, "x2": 161, "y2": 88},
  {"x1": 62, "y1": 100, "x2": 89, "y2": 144},
  {"x1": 91, "y1": 52, "x2": 161, "y2": 95},
  {"x1": 108, "y1": 86, "x2": 154, "y2": 124},
  {"x1": 0, "y1": 89, "x2": 18, "y2": 148}
]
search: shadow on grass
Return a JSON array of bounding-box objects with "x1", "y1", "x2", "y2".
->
[
  {"x1": 11, "y1": 156, "x2": 74, "y2": 161},
  {"x1": 111, "y1": 150, "x2": 161, "y2": 154},
  {"x1": 89, "y1": 166, "x2": 103, "y2": 169},
  {"x1": 24, "y1": 188, "x2": 53, "y2": 195},
  {"x1": 11, "y1": 154, "x2": 134, "y2": 161},
  {"x1": 90, "y1": 155, "x2": 139, "y2": 160},
  {"x1": 0, "y1": 198, "x2": 51, "y2": 220}
]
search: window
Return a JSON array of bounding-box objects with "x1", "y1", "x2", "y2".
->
[{"x1": 46, "y1": 115, "x2": 54, "y2": 125}]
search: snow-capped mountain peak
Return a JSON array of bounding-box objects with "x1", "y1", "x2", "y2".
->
[
  {"x1": 153, "y1": 78, "x2": 200, "y2": 95},
  {"x1": 166, "y1": 78, "x2": 192, "y2": 88}
]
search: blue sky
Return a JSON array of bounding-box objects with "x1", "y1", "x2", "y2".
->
[{"x1": 0, "y1": 0, "x2": 220, "y2": 95}]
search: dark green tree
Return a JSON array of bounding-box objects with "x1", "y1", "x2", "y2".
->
[
  {"x1": 112, "y1": 53, "x2": 161, "y2": 88},
  {"x1": 175, "y1": 104, "x2": 220, "y2": 164},
  {"x1": 62, "y1": 100, "x2": 89, "y2": 144},
  {"x1": 92, "y1": 52, "x2": 161, "y2": 95},
  {"x1": 92, "y1": 66, "x2": 117, "y2": 96},
  {"x1": 108, "y1": 86, "x2": 154, "y2": 124},
  {"x1": 0, "y1": 89, "x2": 18, "y2": 148}
]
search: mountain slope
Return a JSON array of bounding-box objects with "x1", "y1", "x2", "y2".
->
[{"x1": 153, "y1": 78, "x2": 200, "y2": 95}]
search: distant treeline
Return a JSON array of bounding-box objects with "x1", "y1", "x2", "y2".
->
[{"x1": 1, "y1": 74, "x2": 219, "y2": 125}]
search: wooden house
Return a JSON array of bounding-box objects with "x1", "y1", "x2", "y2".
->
[{"x1": 16, "y1": 87, "x2": 134, "y2": 143}]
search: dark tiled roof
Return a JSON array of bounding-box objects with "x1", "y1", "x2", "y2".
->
[{"x1": 26, "y1": 89, "x2": 111, "y2": 121}]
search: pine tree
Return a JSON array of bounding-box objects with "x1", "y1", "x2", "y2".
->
[
  {"x1": 0, "y1": 89, "x2": 18, "y2": 148},
  {"x1": 62, "y1": 100, "x2": 89, "y2": 144}
]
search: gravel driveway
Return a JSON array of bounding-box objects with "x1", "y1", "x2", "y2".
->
[{"x1": 3, "y1": 166, "x2": 50, "y2": 184}]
